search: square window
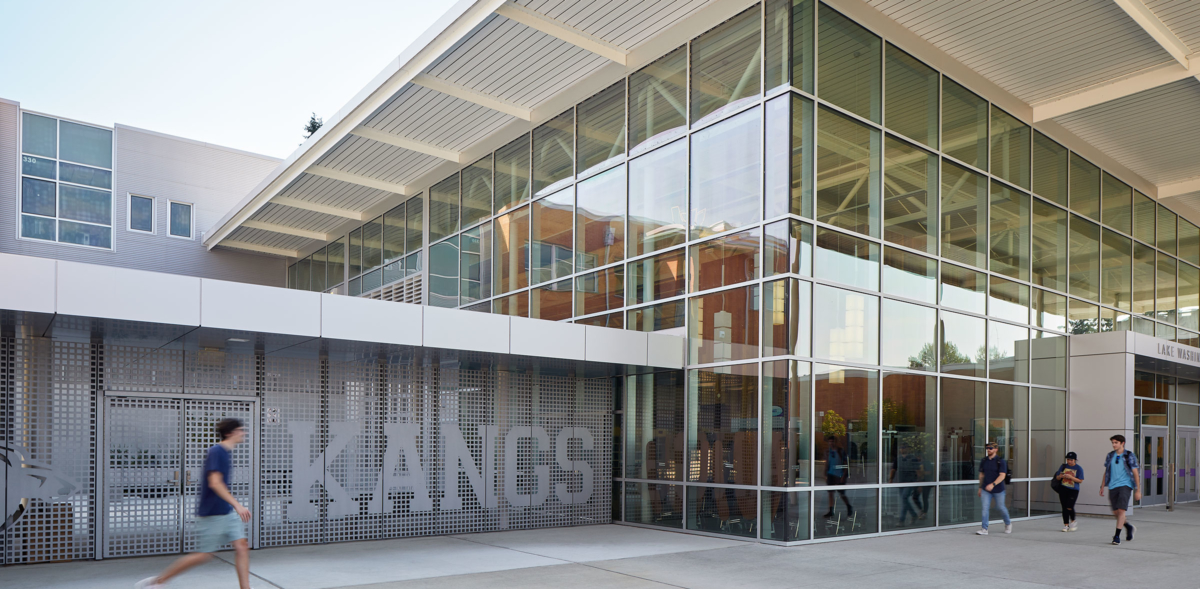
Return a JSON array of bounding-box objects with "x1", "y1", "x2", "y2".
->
[
  {"x1": 129, "y1": 195, "x2": 155, "y2": 233},
  {"x1": 170, "y1": 201, "x2": 193, "y2": 238}
]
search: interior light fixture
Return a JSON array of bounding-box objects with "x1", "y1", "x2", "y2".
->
[{"x1": 227, "y1": 338, "x2": 250, "y2": 343}]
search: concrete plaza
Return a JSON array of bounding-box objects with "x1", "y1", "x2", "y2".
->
[{"x1": 3, "y1": 503, "x2": 1198, "y2": 588}]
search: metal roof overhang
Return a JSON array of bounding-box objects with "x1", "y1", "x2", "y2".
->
[
  {"x1": 207, "y1": 0, "x2": 1200, "y2": 259},
  {"x1": 204, "y1": 0, "x2": 756, "y2": 257}
]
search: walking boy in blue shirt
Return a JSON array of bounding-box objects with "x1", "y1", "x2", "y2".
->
[
  {"x1": 137, "y1": 418, "x2": 252, "y2": 588},
  {"x1": 1100, "y1": 434, "x2": 1141, "y2": 546}
]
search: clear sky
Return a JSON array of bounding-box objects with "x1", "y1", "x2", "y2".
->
[{"x1": 0, "y1": 0, "x2": 459, "y2": 159}]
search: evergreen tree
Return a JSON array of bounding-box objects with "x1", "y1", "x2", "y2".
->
[{"x1": 302, "y1": 112, "x2": 324, "y2": 142}]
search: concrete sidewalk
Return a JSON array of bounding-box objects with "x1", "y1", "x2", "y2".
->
[{"x1": 3, "y1": 503, "x2": 1199, "y2": 588}]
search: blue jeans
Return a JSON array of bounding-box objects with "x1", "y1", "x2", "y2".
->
[{"x1": 980, "y1": 489, "x2": 1010, "y2": 530}]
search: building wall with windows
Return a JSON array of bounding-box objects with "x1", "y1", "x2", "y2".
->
[
  {"x1": 0, "y1": 99, "x2": 285, "y2": 285},
  {"x1": 278, "y1": 0, "x2": 1200, "y2": 543}
]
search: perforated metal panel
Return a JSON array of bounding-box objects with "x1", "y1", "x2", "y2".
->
[
  {"x1": 104, "y1": 397, "x2": 182, "y2": 558},
  {"x1": 2, "y1": 336, "x2": 614, "y2": 563},
  {"x1": 183, "y1": 399, "x2": 255, "y2": 552},
  {"x1": 5, "y1": 340, "x2": 97, "y2": 564},
  {"x1": 259, "y1": 356, "x2": 324, "y2": 547},
  {"x1": 324, "y1": 359, "x2": 384, "y2": 543},
  {"x1": 1, "y1": 337, "x2": 10, "y2": 565},
  {"x1": 104, "y1": 346, "x2": 183, "y2": 394},
  {"x1": 184, "y1": 350, "x2": 257, "y2": 395}
]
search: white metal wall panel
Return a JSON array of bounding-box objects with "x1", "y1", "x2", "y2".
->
[
  {"x1": 1054, "y1": 77, "x2": 1200, "y2": 185},
  {"x1": 1145, "y1": 0, "x2": 1200, "y2": 54},
  {"x1": 0, "y1": 102, "x2": 19, "y2": 268},
  {"x1": 1, "y1": 123, "x2": 284, "y2": 286},
  {"x1": 866, "y1": 0, "x2": 1176, "y2": 104}
]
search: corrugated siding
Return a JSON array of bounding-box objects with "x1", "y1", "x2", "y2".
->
[
  {"x1": 866, "y1": 0, "x2": 1175, "y2": 104},
  {"x1": 0, "y1": 121, "x2": 285, "y2": 286},
  {"x1": 0, "y1": 102, "x2": 18, "y2": 252},
  {"x1": 1055, "y1": 77, "x2": 1200, "y2": 185},
  {"x1": 425, "y1": 16, "x2": 611, "y2": 107},
  {"x1": 314, "y1": 133, "x2": 445, "y2": 185},
  {"x1": 1146, "y1": 0, "x2": 1200, "y2": 54},
  {"x1": 518, "y1": 0, "x2": 712, "y2": 48},
  {"x1": 362, "y1": 85, "x2": 513, "y2": 153}
]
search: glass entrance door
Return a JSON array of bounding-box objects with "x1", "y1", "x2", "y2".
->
[
  {"x1": 1179, "y1": 427, "x2": 1199, "y2": 503},
  {"x1": 1141, "y1": 426, "x2": 1167, "y2": 506}
]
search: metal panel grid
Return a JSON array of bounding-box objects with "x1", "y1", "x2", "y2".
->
[
  {"x1": 184, "y1": 350, "x2": 257, "y2": 395},
  {"x1": 378, "y1": 352, "x2": 438, "y2": 538},
  {"x1": 577, "y1": 376, "x2": 614, "y2": 525},
  {"x1": 104, "y1": 397, "x2": 182, "y2": 558},
  {"x1": 324, "y1": 359, "x2": 385, "y2": 543},
  {"x1": 1, "y1": 337, "x2": 10, "y2": 565},
  {"x1": 530, "y1": 369, "x2": 577, "y2": 531},
  {"x1": 436, "y1": 360, "x2": 500, "y2": 535},
  {"x1": 5, "y1": 340, "x2": 96, "y2": 564},
  {"x1": 104, "y1": 346, "x2": 183, "y2": 394},
  {"x1": 183, "y1": 399, "x2": 255, "y2": 552},
  {"x1": 258, "y1": 356, "x2": 324, "y2": 547}
]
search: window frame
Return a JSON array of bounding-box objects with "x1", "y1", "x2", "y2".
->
[
  {"x1": 17, "y1": 110, "x2": 115, "y2": 251},
  {"x1": 168, "y1": 200, "x2": 194, "y2": 240},
  {"x1": 127, "y1": 193, "x2": 156, "y2": 234}
]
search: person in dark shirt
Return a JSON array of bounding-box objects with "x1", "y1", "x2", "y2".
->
[
  {"x1": 137, "y1": 418, "x2": 252, "y2": 589},
  {"x1": 975, "y1": 442, "x2": 1011, "y2": 536},
  {"x1": 822, "y1": 435, "x2": 854, "y2": 520},
  {"x1": 1054, "y1": 451, "x2": 1084, "y2": 532}
]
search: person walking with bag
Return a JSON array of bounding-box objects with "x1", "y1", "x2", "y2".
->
[
  {"x1": 1053, "y1": 451, "x2": 1084, "y2": 532},
  {"x1": 1100, "y1": 434, "x2": 1141, "y2": 546}
]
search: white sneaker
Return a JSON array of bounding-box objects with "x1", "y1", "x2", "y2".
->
[
  {"x1": 1069, "y1": 521, "x2": 1078, "y2": 532},
  {"x1": 134, "y1": 577, "x2": 165, "y2": 589},
  {"x1": 976, "y1": 528, "x2": 988, "y2": 535},
  {"x1": 1004, "y1": 524, "x2": 1012, "y2": 534},
  {"x1": 1062, "y1": 525, "x2": 1070, "y2": 532}
]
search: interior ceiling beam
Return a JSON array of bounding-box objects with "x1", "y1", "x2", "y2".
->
[
  {"x1": 495, "y1": 2, "x2": 629, "y2": 65},
  {"x1": 305, "y1": 165, "x2": 410, "y2": 195},
  {"x1": 220, "y1": 240, "x2": 300, "y2": 258},
  {"x1": 412, "y1": 73, "x2": 532, "y2": 120},
  {"x1": 350, "y1": 126, "x2": 463, "y2": 163},
  {"x1": 1113, "y1": 0, "x2": 1191, "y2": 68},
  {"x1": 241, "y1": 220, "x2": 329, "y2": 241},
  {"x1": 1031, "y1": 61, "x2": 1200, "y2": 121},
  {"x1": 272, "y1": 196, "x2": 367, "y2": 220}
]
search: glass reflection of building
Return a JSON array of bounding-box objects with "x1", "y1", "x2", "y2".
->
[{"x1": 278, "y1": 0, "x2": 1200, "y2": 543}]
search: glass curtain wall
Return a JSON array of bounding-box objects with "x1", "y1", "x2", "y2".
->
[{"x1": 279, "y1": 0, "x2": 1200, "y2": 543}]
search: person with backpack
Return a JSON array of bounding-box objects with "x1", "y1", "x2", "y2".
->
[
  {"x1": 1053, "y1": 451, "x2": 1084, "y2": 532},
  {"x1": 975, "y1": 442, "x2": 1011, "y2": 535},
  {"x1": 1100, "y1": 434, "x2": 1141, "y2": 545}
]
